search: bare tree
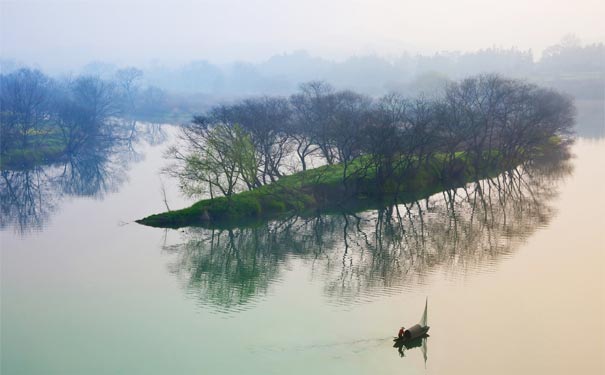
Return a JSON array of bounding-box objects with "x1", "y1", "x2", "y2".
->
[
  {"x1": 0, "y1": 68, "x2": 50, "y2": 150},
  {"x1": 166, "y1": 74, "x2": 575, "y2": 203},
  {"x1": 53, "y1": 76, "x2": 118, "y2": 152},
  {"x1": 114, "y1": 67, "x2": 143, "y2": 115}
]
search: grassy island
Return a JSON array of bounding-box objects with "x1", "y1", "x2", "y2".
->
[{"x1": 137, "y1": 151, "x2": 509, "y2": 228}]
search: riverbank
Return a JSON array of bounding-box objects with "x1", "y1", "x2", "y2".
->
[{"x1": 0, "y1": 129, "x2": 67, "y2": 170}]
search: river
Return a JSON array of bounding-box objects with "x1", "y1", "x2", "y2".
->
[{"x1": 1, "y1": 111, "x2": 604, "y2": 374}]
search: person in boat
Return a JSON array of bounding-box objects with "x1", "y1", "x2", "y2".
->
[{"x1": 398, "y1": 327, "x2": 405, "y2": 338}]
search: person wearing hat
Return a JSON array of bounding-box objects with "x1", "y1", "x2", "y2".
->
[{"x1": 398, "y1": 326, "x2": 405, "y2": 338}]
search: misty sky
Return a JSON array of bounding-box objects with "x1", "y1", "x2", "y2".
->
[{"x1": 1, "y1": 0, "x2": 603, "y2": 70}]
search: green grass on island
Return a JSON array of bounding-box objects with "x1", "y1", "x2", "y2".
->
[{"x1": 136, "y1": 149, "x2": 519, "y2": 229}]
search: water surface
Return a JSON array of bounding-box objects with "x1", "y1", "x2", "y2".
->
[{"x1": 1, "y1": 124, "x2": 604, "y2": 374}]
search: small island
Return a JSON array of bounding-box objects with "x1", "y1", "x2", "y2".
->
[{"x1": 137, "y1": 75, "x2": 574, "y2": 228}]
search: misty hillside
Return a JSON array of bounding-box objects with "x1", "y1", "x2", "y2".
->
[{"x1": 2, "y1": 37, "x2": 603, "y2": 101}]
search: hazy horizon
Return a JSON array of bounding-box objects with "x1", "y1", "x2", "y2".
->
[{"x1": 2, "y1": 0, "x2": 604, "y2": 72}]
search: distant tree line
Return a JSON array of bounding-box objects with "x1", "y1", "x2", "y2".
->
[
  {"x1": 50, "y1": 35, "x2": 600, "y2": 98},
  {"x1": 1, "y1": 69, "x2": 113, "y2": 157},
  {"x1": 0, "y1": 67, "x2": 174, "y2": 164},
  {"x1": 3, "y1": 35, "x2": 600, "y2": 100},
  {"x1": 168, "y1": 74, "x2": 575, "y2": 199},
  {"x1": 154, "y1": 38, "x2": 599, "y2": 97}
]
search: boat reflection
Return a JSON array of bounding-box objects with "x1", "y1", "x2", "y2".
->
[{"x1": 395, "y1": 335, "x2": 428, "y2": 367}]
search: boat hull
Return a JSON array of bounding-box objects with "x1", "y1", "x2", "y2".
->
[{"x1": 392, "y1": 324, "x2": 430, "y2": 346}]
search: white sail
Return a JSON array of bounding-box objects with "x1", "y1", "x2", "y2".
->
[{"x1": 419, "y1": 297, "x2": 428, "y2": 327}]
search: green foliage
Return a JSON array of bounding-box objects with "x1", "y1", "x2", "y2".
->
[
  {"x1": 0, "y1": 126, "x2": 67, "y2": 169},
  {"x1": 263, "y1": 199, "x2": 287, "y2": 212},
  {"x1": 229, "y1": 194, "x2": 262, "y2": 217},
  {"x1": 139, "y1": 150, "x2": 516, "y2": 228},
  {"x1": 171, "y1": 123, "x2": 259, "y2": 199}
]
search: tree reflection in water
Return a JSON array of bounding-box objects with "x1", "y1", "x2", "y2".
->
[
  {"x1": 0, "y1": 121, "x2": 167, "y2": 234},
  {"x1": 165, "y1": 145, "x2": 573, "y2": 312}
]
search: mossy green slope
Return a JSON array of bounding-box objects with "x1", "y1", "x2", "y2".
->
[{"x1": 136, "y1": 151, "x2": 509, "y2": 229}]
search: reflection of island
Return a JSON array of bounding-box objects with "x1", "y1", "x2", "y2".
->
[
  {"x1": 0, "y1": 121, "x2": 167, "y2": 234},
  {"x1": 165, "y1": 144, "x2": 572, "y2": 312}
]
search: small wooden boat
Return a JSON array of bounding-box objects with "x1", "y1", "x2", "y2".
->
[
  {"x1": 393, "y1": 334, "x2": 428, "y2": 351},
  {"x1": 392, "y1": 324, "x2": 430, "y2": 347},
  {"x1": 392, "y1": 298, "x2": 430, "y2": 347}
]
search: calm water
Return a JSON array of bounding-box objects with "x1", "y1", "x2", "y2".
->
[{"x1": 1, "y1": 122, "x2": 604, "y2": 374}]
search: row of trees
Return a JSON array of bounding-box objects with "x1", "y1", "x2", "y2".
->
[
  {"x1": 60, "y1": 35, "x2": 600, "y2": 97},
  {"x1": 169, "y1": 74, "x2": 575, "y2": 199},
  {"x1": 0, "y1": 67, "x2": 174, "y2": 162},
  {"x1": 0, "y1": 68, "x2": 121, "y2": 156}
]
